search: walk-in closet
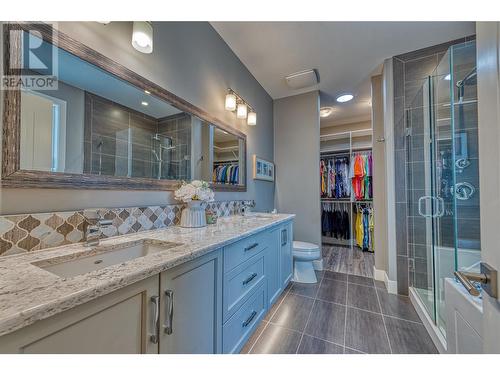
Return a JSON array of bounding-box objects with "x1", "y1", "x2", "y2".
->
[{"x1": 319, "y1": 128, "x2": 375, "y2": 276}]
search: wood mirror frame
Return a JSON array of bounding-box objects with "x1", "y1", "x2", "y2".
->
[{"x1": 1, "y1": 22, "x2": 246, "y2": 192}]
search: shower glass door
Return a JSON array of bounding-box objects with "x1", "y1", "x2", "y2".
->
[
  {"x1": 407, "y1": 76, "x2": 436, "y2": 324},
  {"x1": 408, "y1": 40, "x2": 479, "y2": 338}
]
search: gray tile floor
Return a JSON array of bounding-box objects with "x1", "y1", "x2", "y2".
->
[
  {"x1": 241, "y1": 270, "x2": 438, "y2": 354},
  {"x1": 322, "y1": 245, "x2": 375, "y2": 278}
]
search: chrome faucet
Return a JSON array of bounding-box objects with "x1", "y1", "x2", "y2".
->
[
  {"x1": 83, "y1": 218, "x2": 113, "y2": 247},
  {"x1": 240, "y1": 201, "x2": 256, "y2": 216}
]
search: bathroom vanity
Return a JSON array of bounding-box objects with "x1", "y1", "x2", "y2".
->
[{"x1": 0, "y1": 214, "x2": 293, "y2": 354}]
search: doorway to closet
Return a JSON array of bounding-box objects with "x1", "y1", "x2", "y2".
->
[{"x1": 320, "y1": 126, "x2": 374, "y2": 278}]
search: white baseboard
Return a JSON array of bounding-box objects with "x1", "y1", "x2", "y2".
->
[
  {"x1": 409, "y1": 287, "x2": 447, "y2": 353},
  {"x1": 373, "y1": 266, "x2": 397, "y2": 294}
]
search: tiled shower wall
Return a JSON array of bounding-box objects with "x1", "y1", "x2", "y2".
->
[
  {"x1": 0, "y1": 200, "x2": 252, "y2": 257},
  {"x1": 392, "y1": 36, "x2": 475, "y2": 295}
]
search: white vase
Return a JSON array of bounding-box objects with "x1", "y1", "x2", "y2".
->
[{"x1": 180, "y1": 201, "x2": 207, "y2": 228}]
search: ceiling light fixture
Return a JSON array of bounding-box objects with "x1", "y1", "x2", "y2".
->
[
  {"x1": 225, "y1": 88, "x2": 257, "y2": 126},
  {"x1": 141, "y1": 101, "x2": 149, "y2": 106},
  {"x1": 319, "y1": 107, "x2": 333, "y2": 118},
  {"x1": 144, "y1": 89, "x2": 151, "y2": 95},
  {"x1": 132, "y1": 21, "x2": 153, "y2": 54},
  {"x1": 336, "y1": 94, "x2": 354, "y2": 103}
]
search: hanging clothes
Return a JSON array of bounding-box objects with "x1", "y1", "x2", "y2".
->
[
  {"x1": 213, "y1": 164, "x2": 239, "y2": 184},
  {"x1": 351, "y1": 151, "x2": 373, "y2": 201},
  {"x1": 321, "y1": 202, "x2": 350, "y2": 240},
  {"x1": 354, "y1": 203, "x2": 374, "y2": 252}
]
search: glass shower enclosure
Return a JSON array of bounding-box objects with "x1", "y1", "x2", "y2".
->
[{"x1": 406, "y1": 40, "x2": 480, "y2": 338}]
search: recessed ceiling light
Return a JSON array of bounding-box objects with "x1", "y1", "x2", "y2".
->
[
  {"x1": 320, "y1": 107, "x2": 333, "y2": 118},
  {"x1": 336, "y1": 94, "x2": 354, "y2": 103},
  {"x1": 141, "y1": 101, "x2": 149, "y2": 106},
  {"x1": 444, "y1": 74, "x2": 451, "y2": 81}
]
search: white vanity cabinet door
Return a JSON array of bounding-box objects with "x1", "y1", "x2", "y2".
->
[
  {"x1": 0, "y1": 275, "x2": 160, "y2": 354},
  {"x1": 159, "y1": 249, "x2": 223, "y2": 354}
]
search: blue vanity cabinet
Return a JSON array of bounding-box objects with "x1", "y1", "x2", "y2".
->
[
  {"x1": 267, "y1": 226, "x2": 283, "y2": 306},
  {"x1": 159, "y1": 249, "x2": 223, "y2": 354},
  {"x1": 280, "y1": 223, "x2": 293, "y2": 288}
]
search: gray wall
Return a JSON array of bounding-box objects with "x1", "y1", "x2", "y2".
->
[
  {"x1": 372, "y1": 74, "x2": 389, "y2": 274},
  {"x1": 274, "y1": 91, "x2": 320, "y2": 245},
  {"x1": 0, "y1": 22, "x2": 274, "y2": 214}
]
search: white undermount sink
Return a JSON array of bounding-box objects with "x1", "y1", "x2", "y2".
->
[{"x1": 32, "y1": 239, "x2": 183, "y2": 278}]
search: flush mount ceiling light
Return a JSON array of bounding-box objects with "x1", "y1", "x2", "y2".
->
[
  {"x1": 336, "y1": 93, "x2": 354, "y2": 103},
  {"x1": 225, "y1": 88, "x2": 257, "y2": 126},
  {"x1": 319, "y1": 107, "x2": 333, "y2": 118},
  {"x1": 132, "y1": 21, "x2": 153, "y2": 54}
]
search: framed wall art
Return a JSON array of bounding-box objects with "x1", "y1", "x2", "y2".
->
[{"x1": 252, "y1": 155, "x2": 275, "y2": 182}]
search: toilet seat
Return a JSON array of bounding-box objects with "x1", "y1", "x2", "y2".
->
[{"x1": 293, "y1": 241, "x2": 320, "y2": 252}]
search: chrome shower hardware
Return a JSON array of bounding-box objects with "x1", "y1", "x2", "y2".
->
[
  {"x1": 451, "y1": 182, "x2": 475, "y2": 200},
  {"x1": 455, "y1": 158, "x2": 471, "y2": 172}
]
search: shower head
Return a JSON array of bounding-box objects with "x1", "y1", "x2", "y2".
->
[{"x1": 456, "y1": 67, "x2": 477, "y2": 102}]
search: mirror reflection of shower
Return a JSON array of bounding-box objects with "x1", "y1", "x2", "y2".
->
[{"x1": 151, "y1": 134, "x2": 175, "y2": 180}]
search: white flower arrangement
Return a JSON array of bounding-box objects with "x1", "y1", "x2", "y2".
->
[{"x1": 174, "y1": 180, "x2": 215, "y2": 203}]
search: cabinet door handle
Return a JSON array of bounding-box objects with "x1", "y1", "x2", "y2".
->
[
  {"x1": 242, "y1": 272, "x2": 258, "y2": 286},
  {"x1": 242, "y1": 310, "x2": 257, "y2": 327},
  {"x1": 150, "y1": 295, "x2": 160, "y2": 344},
  {"x1": 164, "y1": 290, "x2": 174, "y2": 335},
  {"x1": 244, "y1": 243, "x2": 259, "y2": 252},
  {"x1": 281, "y1": 229, "x2": 288, "y2": 246}
]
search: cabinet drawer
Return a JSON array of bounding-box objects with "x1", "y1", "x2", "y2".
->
[
  {"x1": 224, "y1": 231, "x2": 270, "y2": 272},
  {"x1": 222, "y1": 280, "x2": 266, "y2": 354},
  {"x1": 223, "y1": 253, "x2": 265, "y2": 322}
]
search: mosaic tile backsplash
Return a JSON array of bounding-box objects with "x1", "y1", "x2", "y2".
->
[{"x1": 0, "y1": 200, "x2": 253, "y2": 256}]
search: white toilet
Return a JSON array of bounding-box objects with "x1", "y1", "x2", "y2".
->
[{"x1": 292, "y1": 241, "x2": 321, "y2": 283}]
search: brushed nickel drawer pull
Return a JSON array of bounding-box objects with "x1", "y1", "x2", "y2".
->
[
  {"x1": 150, "y1": 295, "x2": 160, "y2": 344},
  {"x1": 244, "y1": 243, "x2": 259, "y2": 252},
  {"x1": 164, "y1": 290, "x2": 174, "y2": 335},
  {"x1": 242, "y1": 272, "x2": 258, "y2": 286},
  {"x1": 242, "y1": 310, "x2": 257, "y2": 327}
]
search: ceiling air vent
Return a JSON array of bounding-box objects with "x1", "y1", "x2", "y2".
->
[{"x1": 285, "y1": 69, "x2": 320, "y2": 90}]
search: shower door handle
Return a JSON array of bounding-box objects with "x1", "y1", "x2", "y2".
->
[
  {"x1": 435, "y1": 197, "x2": 445, "y2": 218},
  {"x1": 418, "y1": 196, "x2": 444, "y2": 218},
  {"x1": 418, "y1": 196, "x2": 432, "y2": 218}
]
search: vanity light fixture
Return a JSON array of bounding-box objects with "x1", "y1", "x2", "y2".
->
[
  {"x1": 225, "y1": 92, "x2": 237, "y2": 111},
  {"x1": 225, "y1": 88, "x2": 257, "y2": 125},
  {"x1": 132, "y1": 21, "x2": 153, "y2": 54},
  {"x1": 319, "y1": 107, "x2": 333, "y2": 118},
  {"x1": 336, "y1": 93, "x2": 354, "y2": 103},
  {"x1": 247, "y1": 111, "x2": 257, "y2": 126},
  {"x1": 141, "y1": 101, "x2": 149, "y2": 106},
  {"x1": 237, "y1": 103, "x2": 248, "y2": 119}
]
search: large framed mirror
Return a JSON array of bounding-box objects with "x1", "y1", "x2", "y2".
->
[{"x1": 2, "y1": 23, "x2": 246, "y2": 191}]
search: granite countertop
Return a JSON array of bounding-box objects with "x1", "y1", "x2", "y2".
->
[{"x1": 0, "y1": 213, "x2": 294, "y2": 337}]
